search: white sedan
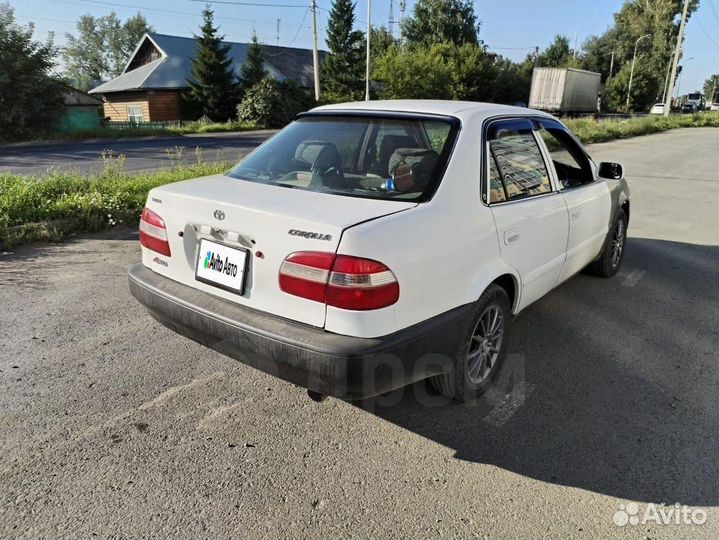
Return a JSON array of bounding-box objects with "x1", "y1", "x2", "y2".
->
[
  {"x1": 129, "y1": 100, "x2": 630, "y2": 402},
  {"x1": 649, "y1": 103, "x2": 665, "y2": 114}
]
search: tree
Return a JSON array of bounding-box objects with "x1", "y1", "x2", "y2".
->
[
  {"x1": 536, "y1": 35, "x2": 581, "y2": 68},
  {"x1": 240, "y1": 32, "x2": 266, "y2": 94},
  {"x1": 401, "y1": 0, "x2": 479, "y2": 47},
  {"x1": 581, "y1": 29, "x2": 620, "y2": 82},
  {"x1": 63, "y1": 11, "x2": 151, "y2": 90},
  {"x1": 185, "y1": 5, "x2": 240, "y2": 121},
  {"x1": 0, "y1": 3, "x2": 64, "y2": 141},
  {"x1": 580, "y1": 0, "x2": 700, "y2": 110},
  {"x1": 368, "y1": 26, "x2": 396, "y2": 60},
  {"x1": 323, "y1": 0, "x2": 364, "y2": 102},
  {"x1": 602, "y1": 58, "x2": 659, "y2": 112},
  {"x1": 703, "y1": 74, "x2": 719, "y2": 103},
  {"x1": 373, "y1": 42, "x2": 488, "y2": 100},
  {"x1": 487, "y1": 56, "x2": 533, "y2": 104}
]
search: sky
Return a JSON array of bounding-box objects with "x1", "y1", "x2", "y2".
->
[{"x1": 10, "y1": 0, "x2": 719, "y2": 94}]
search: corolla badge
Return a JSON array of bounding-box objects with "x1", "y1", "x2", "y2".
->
[{"x1": 213, "y1": 209, "x2": 226, "y2": 220}]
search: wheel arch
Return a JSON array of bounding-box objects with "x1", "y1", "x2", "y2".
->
[{"x1": 491, "y1": 272, "x2": 521, "y2": 314}]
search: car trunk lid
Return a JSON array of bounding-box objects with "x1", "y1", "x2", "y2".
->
[{"x1": 141, "y1": 174, "x2": 415, "y2": 327}]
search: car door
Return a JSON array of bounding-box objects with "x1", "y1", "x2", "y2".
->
[
  {"x1": 485, "y1": 118, "x2": 569, "y2": 311},
  {"x1": 534, "y1": 119, "x2": 611, "y2": 283}
]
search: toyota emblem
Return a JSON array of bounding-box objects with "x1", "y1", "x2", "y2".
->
[{"x1": 213, "y1": 209, "x2": 225, "y2": 220}]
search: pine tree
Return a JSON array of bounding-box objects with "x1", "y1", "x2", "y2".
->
[
  {"x1": 323, "y1": 0, "x2": 364, "y2": 101},
  {"x1": 185, "y1": 6, "x2": 239, "y2": 121},
  {"x1": 401, "y1": 0, "x2": 479, "y2": 47},
  {"x1": 240, "y1": 32, "x2": 267, "y2": 93}
]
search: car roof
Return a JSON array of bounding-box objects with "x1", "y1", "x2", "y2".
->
[{"x1": 311, "y1": 99, "x2": 554, "y2": 122}]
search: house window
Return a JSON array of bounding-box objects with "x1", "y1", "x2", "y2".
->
[{"x1": 127, "y1": 105, "x2": 144, "y2": 123}]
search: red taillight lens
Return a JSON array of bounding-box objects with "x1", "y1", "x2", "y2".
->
[
  {"x1": 327, "y1": 255, "x2": 400, "y2": 310},
  {"x1": 279, "y1": 251, "x2": 399, "y2": 310},
  {"x1": 278, "y1": 251, "x2": 334, "y2": 303},
  {"x1": 139, "y1": 207, "x2": 171, "y2": 256}
]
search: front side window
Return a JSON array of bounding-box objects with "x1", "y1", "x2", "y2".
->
[
  {"x1": 536, "y1": 120, "x2": 593, "y2": 188},
  {"x1": 487, "y1": 119, "x2": 552, "y2": 202},
  {"x1": 127, "y1": 104, "x2": 144, "y2": 123},
  {"x1": 228, "y1": 115, "x2": 459, "y2": 202}
]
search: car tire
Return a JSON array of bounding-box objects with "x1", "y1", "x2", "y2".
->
[
  {"x1": 430, "y1": 284, "x2": 512, "y2": 402},
  {"x1": 587, "y1": 208, "x2": 628, "y2": 278}
]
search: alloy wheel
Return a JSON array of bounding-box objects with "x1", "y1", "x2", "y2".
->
[
  {"x1": 466, "y1": 304, "x2": 504, "y2": 384},
  {"x1": 611, "y1": 219, "x2": 626, "y2": 269}
]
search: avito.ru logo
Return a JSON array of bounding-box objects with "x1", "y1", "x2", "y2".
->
[
  {"x1": 203, "y1": 251, "x2": 238, "y2": 277},
  {"x1": 613, "y1": 502, "x2": 708, "y2": 527}
]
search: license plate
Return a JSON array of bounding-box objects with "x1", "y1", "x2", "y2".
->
[{"x1": 195, "y1": 239, "x2": 248, "y2": 294}]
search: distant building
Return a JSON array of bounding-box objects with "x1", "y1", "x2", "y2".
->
[
  {"x1": 56, "y1": 85, "x2": 103, "y2": 132},
  {"x1": 89, "y1": 33, "x2": 321, "y2": 123}
]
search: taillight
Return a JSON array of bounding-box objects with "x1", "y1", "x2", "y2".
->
[
  {"x1": 139, "y1": 207, "x2": 171, "y2": 256},
  {"x1": 279, "y1": 251, "x2": 399, "y2": 310},
  {"x1": 278, "y1": 251, "x2": 334, "y2": 303}
]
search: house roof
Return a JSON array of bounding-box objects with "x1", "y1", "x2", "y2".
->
[
  {"x1": 61, "y1": 84, "x2": 103, "y2": 106},
  {"x1": 90, "y1": 32, "x2": 322, "y2": 94}
]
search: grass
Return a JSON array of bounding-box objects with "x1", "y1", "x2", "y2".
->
[
  {"x1": 565, "y1": 111, "x2": 719, "y2": 144},
  {"x1": 24, "y1": 120, "x2": 261, "y2": 143},
  {"x1": 0, "y1": 160, "x2": 232, "y2": 250},
  {"x1": 1, "y1": 112, "x2": 717, "y2": 250}
]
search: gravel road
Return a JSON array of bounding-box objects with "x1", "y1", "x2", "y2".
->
[{"x1": 0, "y1": 128, "x2": 717, "y2": 539}]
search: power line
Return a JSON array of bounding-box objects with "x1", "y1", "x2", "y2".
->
[
  {"x1": 262, "y1": 7, "x2": 309, "y2": 51},
  {"x1": 707, "y1": 0, "x2": 719, "y2": 24},
  {"x1": 47, "y1": 0, "x2": 275, "y2": 26},
  {"x1": 191, "y1": 0, "x2": 309, "y2": 8},
  {"x1": 695, "y1": 16, "x2": 719, "y2": 48},
  {"x1": 286, "y1": 8, "x2": 310, "y2": 47},
  {"x1": 484, "y1": 45, "x2": 536, "y2": 50},
  {"x1": 17, "y1": 15, "x2": 76, "y2": 24}
]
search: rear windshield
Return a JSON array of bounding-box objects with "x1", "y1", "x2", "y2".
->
[{"x1": 227, "y1": 114, "x2": 459, "y2": 202}]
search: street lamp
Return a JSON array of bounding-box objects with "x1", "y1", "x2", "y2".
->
[{"x1": 625, "y1": 33, "x2": 652, "y2": 110}]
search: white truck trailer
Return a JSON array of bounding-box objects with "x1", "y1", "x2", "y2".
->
[{"x1": 529, "y1": 67, "x2": 601, "y2": 115}]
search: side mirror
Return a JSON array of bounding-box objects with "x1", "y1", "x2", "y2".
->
[{"x1": 598, "y1": 162, "x2": 623, "y2": 180}]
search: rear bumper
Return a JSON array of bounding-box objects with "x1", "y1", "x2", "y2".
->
[{"x1": 128, "y1": 264, "x2": 472, "y2": 399}]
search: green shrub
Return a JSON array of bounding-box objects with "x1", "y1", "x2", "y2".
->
[{"x1": 237, "y1": 78, "x2": 313, "y2": 128}]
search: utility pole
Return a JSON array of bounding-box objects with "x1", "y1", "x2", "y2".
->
[
  {"x1": 664, "y1": 0, "x2": 690, "y2": 116},
  {"x1": 311, "y1": 0, "x2": 320, "y2": 101},
  {"x1": 388, "y1": 0, "x2": 394, "y2": 36},
  {"x1": 365, "y1": 0, "x2": 371, "y2": 101},
  {"x1": 626, "y1": 33, "x2": 651, "y2": 111},
  {"x1": 609, "y1": 49, "x2": 615, "y2": 77},
  {"x1": 661, "y1": 56, "x2": 672, "y2": 102},
  {"x1": 533, "y1": 46, "x2": 539, "y2": 67},
  {"x1": 573, "y1": 31, "x2": 578, "y2": 58},
  {"x1": 276, "y1": 18, "x2": 280, "y2": 46}
]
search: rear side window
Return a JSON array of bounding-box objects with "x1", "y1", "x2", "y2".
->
[
  {"x1": 487, "y1": 119, "x2": 552, "y2": 202},
  {"x1": 228, "y1": 115, "x2": 459, "y2": 202}
]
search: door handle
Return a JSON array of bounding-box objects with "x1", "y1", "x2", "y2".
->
[{"x1": 504, "y1": 229, "x2": 520, "y2": 245}]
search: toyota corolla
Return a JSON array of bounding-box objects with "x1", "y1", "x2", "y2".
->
[{"x1": 128, "y1": 100, "x2": 629, "y2": 402}]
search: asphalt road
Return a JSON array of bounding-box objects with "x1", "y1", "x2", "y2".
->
[
  {"x1": 0, "y1": 130, "x2": 277, "y2": 176},
  {"x1": 1, "y1": 128, "x2": 717, "y2": 539}
]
